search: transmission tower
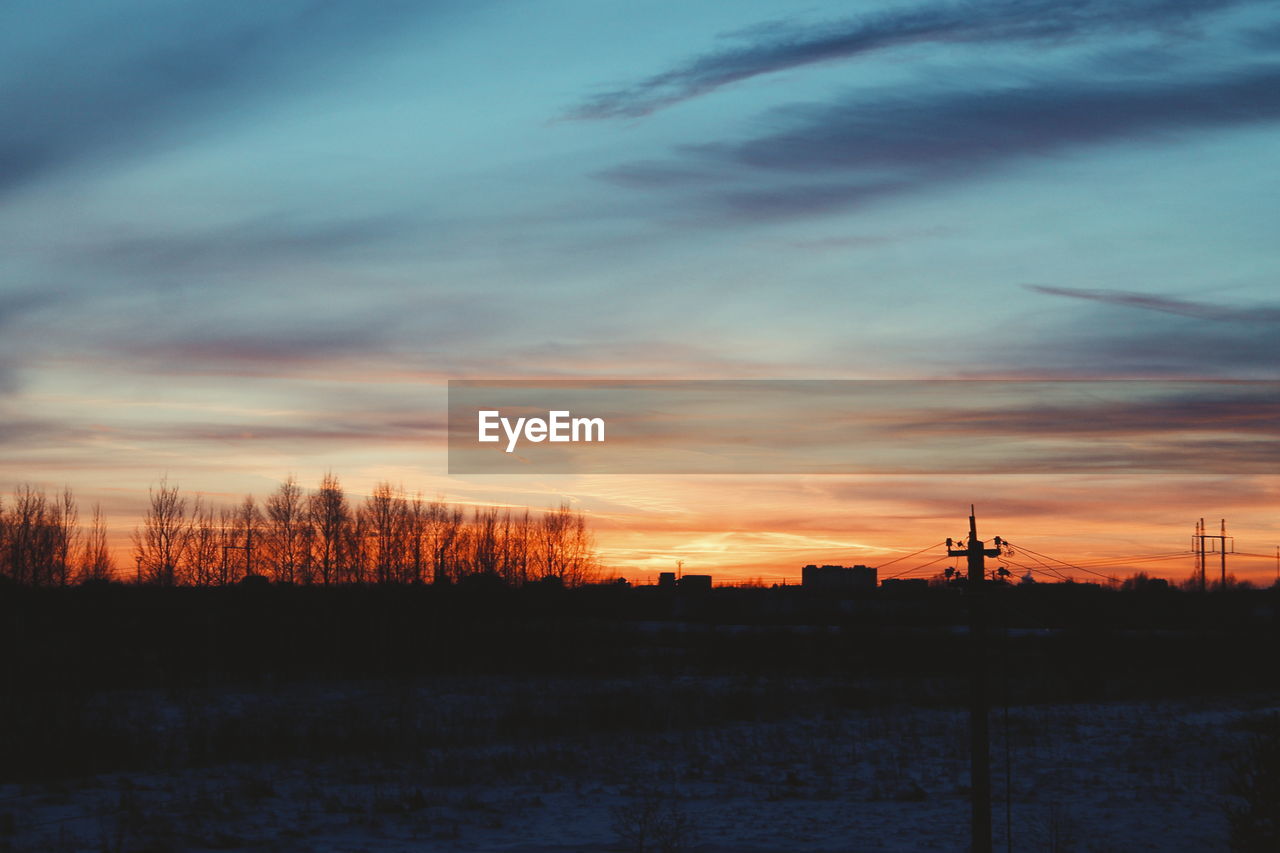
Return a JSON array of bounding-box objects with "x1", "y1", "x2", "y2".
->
[{"x1": 1191, "y1": 518, "x2": 1233, "y2": 591}]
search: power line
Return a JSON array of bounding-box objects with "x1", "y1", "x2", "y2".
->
[
  {"x1": 1048, "y1": 550, "x2": 1190, "y2": 567},
  {"x1": 1006, "y1": 543, "x2": 1122, "y2": 584},
  {"x1": 883, "y1": 552, "x2": 952, "y2": 580},
  {"x1": 872, "y1": 541, "x2": 948, "y2": 570},
  {"x1": 1003, "y1": 556, "x2": 1070, "y2": 583}
]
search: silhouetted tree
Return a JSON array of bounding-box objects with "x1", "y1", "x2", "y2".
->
[
  {"x1": 362, "y1": 481, "x2": 413, "y2": 584},
  {"x1": 426, "y1": 500, "x2": 464, "y2": 584},
  {"x1": 406, "y1": 492, "x2": 430, "y2": 583},
  {"x1": 52, "y1": 486, "x2": 78, "y2": 586},
  {"x1": 308, "y1": 472, "x2": 349, "y2": 585},
  {"x1": 77, "y1": 503, "x2": 114, "y2": 582},
  {"x1": 471, "y1": 506, "x2": 501, "y2": 577},
  {"x1": 133, "y1": 478, "x2": 190, "y2": 585},
  {"x1": 501, "y1": 508, "x2": 533, "y2": 585},
  {"x1": 4, "y1": 473, "x2": 601, "y2": 587},
  {"x1": 1120, "y1": 571, "x2": 1168, "y2": 592},
  {"x1": 265, "y1": 475, "x2": 308, "y2": 583},
  {"x1": 3, "y1": 485, "x2": 64, "y2": 585},
  {"x1": 185, "y1": 500, "x2": 221, "y2": 586},
  {"x1": 231, "y1": 495, "x2": 263, "y2": 578},
  {"x1": 536, "y1": 502, "x2": 597, "y2": 585}
]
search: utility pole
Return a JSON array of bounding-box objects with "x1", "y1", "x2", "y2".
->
[
  {"x1": 1220, "y1": 519, "x2": 1227, "y2": 589},
  {"x1": 948, "y1": 506, "x2": 1003, "y2": 853},
  {"x1": 1191, "y1": 518, "x2": 1233, "y2": 591},
  {"x1": 1195, "y1": 518, "x2": 1204, "y2": 592}
]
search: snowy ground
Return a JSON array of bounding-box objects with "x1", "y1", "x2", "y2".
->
[{"x1": 2, "y1": 681, "x2": 1273, "y2": 852}]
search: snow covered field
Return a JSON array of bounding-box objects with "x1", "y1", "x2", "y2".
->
[{"x1": 3, "y1": 680, "x2": 1273, "y2": 852}]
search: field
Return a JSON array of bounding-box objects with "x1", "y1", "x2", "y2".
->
[
  {"x1": 3, "y1": 675, "x2": 1276, "y2": 852},
  {"x1": 3, "y1": 584, "x2": 1276, "y2": 851}
]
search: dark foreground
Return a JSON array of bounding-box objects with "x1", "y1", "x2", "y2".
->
[{"x1": 2, "y1": 581, "x2": 1277, "y2": 851}]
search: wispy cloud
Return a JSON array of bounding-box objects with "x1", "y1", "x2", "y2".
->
[
  {"x1": 607, "y1": 63, "x2": 1280, "y2": 221},
  {"x1": 0, "y1": 289, "x2": 65, "y2": 396},
  {"x1": 72, "y1": 213, "x2": 411, "y2": 277},
  {"x1": 0, "y1": 0, "x2": 434, "y2": 196},
  {"x1": 891, "y1": 390, "x2": 1280, "y2": 437},
  {"x1": 1019, "y1": 285, "x2": 1280, "y2": 376},
  {"x1": 120, "y1": 419, "x2": 446, "y2": 448},
  {"x1": 569, "y1": 0, "x2": 1250, "y2": 119},
  {"x1": 1026, "y1": 285, "x2": 1280, "y2": 322}
]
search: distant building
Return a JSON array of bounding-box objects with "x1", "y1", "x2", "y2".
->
[
  {"x1": 801, "y1": 564, "x2": 877, "y2": 591},
  {"x1": 658, "y1": 571, "x2": 676, "y2": 590},
  {"x1": 880, "y1": 577, "x2": 928, "y2": 592},
  {"x1": 677, "y1": 574, "x2": 712, "y2": 592}
]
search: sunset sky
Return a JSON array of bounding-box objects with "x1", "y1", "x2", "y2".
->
[{"x1": 2, "y1": 0, "x2": 1278, "y2": 583}]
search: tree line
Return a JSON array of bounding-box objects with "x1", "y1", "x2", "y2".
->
[{"x1": 0, "y1": 476, "x2": 600, "y2": 587}]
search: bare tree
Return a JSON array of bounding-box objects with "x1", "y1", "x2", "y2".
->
[
  {"x1": 5, "y1": 473, "x2": 601, "y2": 588},
  {"x1": 361, "y1": 481, "x2": 412, "y2": 584},
  {"x1": 230, "y1": 495, "x2": 263, "y2": 579},
  {"x1": 502, "y1": 509, "x2": 533, "y2": 585},
  {"x1": 4, "y1": 485, "x2": 62, "y2": 585},
  {"x1": 185, "y1": 499, "x2": 222, "y2": 586},
  {"x1": 347, "y1": 509, "x2": 369, "y2": 583},
  {"x1": 52, "y1": 486, "x2": 79, "y2": 586},
  {"x1": 77, "y1": 503, "x2": 114, "y2": 582},
  {"x1": 537, "y1": 503, "x2": 598, "y2": 585},
  {"x1": 132, "y1": 478, "x2": 191, "y2": 586},
  {"x1": 471, "y1": 506, "x2": 500, "y2": 577},
  {"x1": 406, "y1": 492, "x2": 429, "y2": 584},
  {"x1": 215, "y1": 506, "x2": 239, "y2": 584},
  {"x1": 6, "y1": 486, "x2": 49, "y2": 584},
  {"x1": 265, "y1": 475, "x2": 307, "y2": 583},
  {"x1": 308, "y1": 472, "x2": 349, "y2": 585},
  {"x1": 425, "y1": 500, "x2": 464, "y2": 584}
]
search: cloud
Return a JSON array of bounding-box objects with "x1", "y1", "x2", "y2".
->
[
  {"x1": 891, "y1": 388, "x2": 1280, "y2": 437},
  {"x1": 1018, "y1": 285, "x2": 1280, "y2": 376},
  {"x1": 74, "y1": 214, "x2": 410, "y2": 277},
  {"x1": 120, "y1": 419, "x2": 446, "y2": 448},
  {"x1": 597, "y1": 61, "x2": 1280, "y2": 221},
  {"x1": 726, "y1": 68, "x2": 1280, "y2": 171},
  {"x1": 0, "y1": 0, "x2": 433, "y2": 196},
  {"x1": 1025, "y1": 285, "x2": 1280, "y2": 322},
  {"x1": 0, "y1": 289, "x2": 65, "y2": 397},
  {"x1": 116, "y1": 329, "x2": 392, "y2": 373},
  {"x1": 55, "y1": 314, "x2": 788, "y2": 382},
  {"x1": 569, "y1": 0, "x2": 1250, "y2": 119}
]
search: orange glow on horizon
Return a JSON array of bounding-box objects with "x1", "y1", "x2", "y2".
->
[{"x1": 63, "y1": 471, "x2": 1280, "y2": 588}]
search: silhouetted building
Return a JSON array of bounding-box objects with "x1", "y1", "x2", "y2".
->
[
  {"x1": 677, "y1": 574, "x2": 712, "y2": 592},
  {"x1": 881, "y1": 577, "x2": 928, "y2": 592},
  {"x1": 801, "y1": 564, "x2": 876, "y2": 591},
  {"x1": 658, "y1": 571, "x2": 676, "y2": 590}
]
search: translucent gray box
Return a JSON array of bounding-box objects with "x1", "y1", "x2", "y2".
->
[{"x1": 447, "y1": 380, "x2": 1279, "y2": 475}]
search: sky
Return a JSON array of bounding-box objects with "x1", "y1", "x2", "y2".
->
[{"x1": 2, "y1": 0, "x2": 1278, "y2": 583}]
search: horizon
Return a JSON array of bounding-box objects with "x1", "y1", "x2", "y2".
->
[
  {"x1": 5, "y1": 473, "x2": 1276, "y2": 587},
  {"x1": 3, "y1": 0, "x2": 1278, "y2": 585}
]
